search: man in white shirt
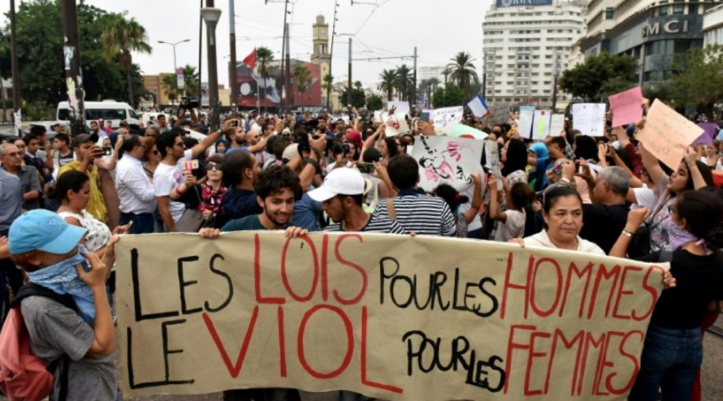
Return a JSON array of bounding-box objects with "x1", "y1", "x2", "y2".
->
[
  {"x1": 116, "y1": 135, "x2": 157, "y2": 234},
  {"x1": 154, "y1": 126, "x2": 225, "y2": 232}
]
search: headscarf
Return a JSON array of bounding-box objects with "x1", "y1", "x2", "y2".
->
[{"x1": 529, "y1": 142, "x2": 552, "y2": 190}]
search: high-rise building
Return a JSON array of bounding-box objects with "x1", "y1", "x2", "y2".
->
[
  {"x1": 482, "y1": 0, "x2": 586, "y2": 109},
  {"x1": 582, "y1": 0, "x2": 722, "y2": 85},
  {"x1": 419, "y1": 66, "x2": 445, "y2": 83}
]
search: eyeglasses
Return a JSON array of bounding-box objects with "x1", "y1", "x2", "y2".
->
[{"x1": 206, "y1": 162, "x2": 222, "y2": 171}]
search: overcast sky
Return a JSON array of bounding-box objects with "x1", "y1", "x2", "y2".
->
[{"x1": 1, "y1": 0, "x2": 495, "y2": 90}]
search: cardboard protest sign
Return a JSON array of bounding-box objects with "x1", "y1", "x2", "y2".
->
[
  {"x1": 532, "y1": 110, "x2": 552, "y2": 140},
  {"x1": 484, "y1": 140, "x2": 502, "y2": 181},
  {"x1": 384, "y1": 114, "x2": 410, "y2": 137},
  {"x1": 572, "y1": 103, "x2": 606, "y2": 136},
  {"x1": 550, "y1": 114, "x2": 565, "y2": 137},
  {"x1": 432, "y1": 106, "x2": 464, "y2": 134},
  {"x1": 411, "y1": 135, "x2": 483, "y2": 192},
  {"x1": 117, "y1": 233, "x2": 667, "y2": 400},
  {"x1": 518, "y1": 109, "x2": 534, "y2": 139},
  {"x1": 491, "y1": 103, "x2": 510, "y2": 125},
  {"x1": 608, "y1": 87, "x2": 643, "y2": 128},
  {"x1": 637, "y1": 100, "x2": 703, "y2": 169},
  {"x1": 388, "y1": 101, "x2": 410, "y2": 115},
  {"x1": 450, "y1": 123, "x2": 489, "y2": 140},
  {"x1": 693, "y1": 123, "x2": 717, "y2": 146}
]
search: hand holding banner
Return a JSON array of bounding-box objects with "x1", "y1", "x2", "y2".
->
[{"x1": 637, "y1": 100, "x2": 703, "y2": 169}]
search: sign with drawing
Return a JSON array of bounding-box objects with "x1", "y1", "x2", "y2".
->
[{"x1": 411, "y1": 135, "x2": 483, "y2": 192}]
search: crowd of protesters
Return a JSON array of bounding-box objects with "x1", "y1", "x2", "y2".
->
[{"x1": 0, "y1": 97, "x2": 721, "y2": 401}]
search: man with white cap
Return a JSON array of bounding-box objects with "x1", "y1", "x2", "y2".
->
[{"x1": 308, "y1": 168, "x2": 405, "y2": 234}]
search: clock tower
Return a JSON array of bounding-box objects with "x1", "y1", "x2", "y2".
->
[{"x1": 311, "y1": 15, "x2": 331, "y2": 82}]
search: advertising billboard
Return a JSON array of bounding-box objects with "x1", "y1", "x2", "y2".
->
[
  {"x1": 496, "y1": 0, "x2": 553, "y2": 6},
  {"x1": 233, "y1": 60, "x2": 322, "y2": 109}
]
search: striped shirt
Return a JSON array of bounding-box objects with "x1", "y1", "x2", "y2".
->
[
  {"x1": 373, "y1": 189, "x2": 456, "y2": 237},
  {"x1": 0, "y1": 169, "x2": 23, "y2": 232},
  {"x1": 325, "y1": 213, "x2": 406, "y2": 234}
]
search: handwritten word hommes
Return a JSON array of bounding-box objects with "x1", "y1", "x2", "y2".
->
[{"x1": 116, "y1": 233, "x2": 666, "y2": 400}]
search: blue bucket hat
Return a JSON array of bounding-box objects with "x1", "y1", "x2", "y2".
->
[{"x1": 8, "y1": 210, "x2": 87, "y2": 255}]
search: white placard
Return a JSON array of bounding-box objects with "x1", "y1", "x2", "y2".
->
[
  {"x1": 518, "y1": 109, "x2": 534, "y2": 139},
  {"x1": 572, "y1": 103, "x2": 606, "y2": 136},
  {"x1": 411, "y1": 135, "x2": 484, "y2": 192},
  {"x1": 384, "y1": 113, "x2": 410, "y2": 136},
  {"x1": 432, "y1": 106, "x2": 464, "y2": 134},
  {"x1": 550, "y1": 114, "x2": 566, "y2": 137},
  {"x1": 388, "y1": 101, "x2": 410, "y2": 115},
  {"x1": 532, "y1": 110, "x2": 552, "y2": 140}
]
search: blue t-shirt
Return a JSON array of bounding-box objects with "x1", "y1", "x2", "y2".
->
[
  {"x1": 221, "y1": 188, "x2": 262, "y2": 221},
  {"x1": 292, "y1": 192, "x2": 323, "y2": 231}
]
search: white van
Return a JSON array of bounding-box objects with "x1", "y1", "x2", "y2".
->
[{"x1": 56, "y1": 100, "x2": 141, "y2": 128}]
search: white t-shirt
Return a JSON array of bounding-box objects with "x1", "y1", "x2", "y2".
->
[
  {"x1": 494, "y1": 209, "x2": 526, "y2": 242},
  {"x1": 631, "y1": 186, "x2": 657, "y2": 210},
  {"x1": 153, "y1": 149, "x2": 192, "y2": 222}
]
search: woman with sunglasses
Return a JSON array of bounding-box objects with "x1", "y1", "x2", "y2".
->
[
  {"x1": 141, "y1": 137, "x2": 161, "y2": 181},
  {"x1": 610, "y1": 190, "x2": 722, "y2": 401},
  {"x1": 170, "y1": 154, "x2": 227, "y2": 223}
]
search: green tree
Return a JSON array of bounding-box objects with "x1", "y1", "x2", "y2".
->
[
  {"x1": 340, "y1": 86, "x2": 365, "y2": 109},
  {"x1": 670, "y1": 46, "x2": 723, "y2": 117},
  {"x1": 292, "y1": 64, "x2": 312, "y2": 111},
  {"x1": 101, "y1": 14, "x2": 152, "y2": 107},
  {"x1": 181, "y1": 65, "x2": 200, "y2": 97},
  {"x1": 378, "y1": 69, "x2": 397, "y2": 101},
  {"x1": 161, "y1": 73, "x2": 178, "y2": 105},
  {"x1": 256, "y1": 46, "x2": 274, "y2": 112},
  {"x1": 448, "y1": 52, "x2": 479, "y2": 97},
  {"x1": 0, "y1": 1, "x2": 147, "y2": 119},
  {"x1": 322, "y1": 73, "x2": 334, "y2": 109},
  {"x1": 394, "y1": 64, "x2": 413, "y2": 101},
  {"x1": 559, "y1": 52, "x2": 638, "y2": 102},
  {"x1": 432, "y1": 85, "x2": 465, "y2": 108},
  {"x1": 441, "y1": 66, "x2": 453, "y2": 88},
  {"x1": 366, "y1": 94, "x2": 383, "y2": 111}
]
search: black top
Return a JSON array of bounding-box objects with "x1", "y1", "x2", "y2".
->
[
  {"x1": 580, "y1": 203, "x2": 630, "y2": 254},
  {"x1": 644, "y1": 250, "x2": 723, "y2": 329}
]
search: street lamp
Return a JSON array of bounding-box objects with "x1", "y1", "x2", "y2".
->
[
  {"x1": 157, "y1": 39, "x2": 190, "y2": 106},
  {"x1": 201, "y1": 7, "x2": 222, "y2": 131}
]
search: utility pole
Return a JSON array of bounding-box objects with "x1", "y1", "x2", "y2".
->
[
  {"x1": 347, "y1": 37, "x2": 352, "y2": 109},
  {"x1": 201, "y1": 1, "x2": 221, "y2": 131},
  {"x1": 198, "y1": 0, "x2": 203, "y2": 107},
  {"x1": 9, "y1": 0, "x2": 21, "y2": 116},
  {"x1": 281, "y1": 0, "x2": 290, "y2": 114},
  {"x1": 327, "y1": 2, "x2": 339, "y2": 111},
  {"x1": 285, "y1": 22, "x2": 291, "y2": 113},
  {"x1": 551, "y1": 51, "x2": 561, "y2": 112},
  {"x1": 482, "y1": 73, "x2": 487, "y2": 99},
  {"x1": 60, "y1": 0, "x2": 85, "y2": 136},
  {"x1": 412, "y1": 46, "x2": 417, "y2": 113},
  {"x1": 229, "y1": 0, "x2": 238, "y2": 112}
]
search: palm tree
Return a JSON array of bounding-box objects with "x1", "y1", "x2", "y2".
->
[
  {"x1": 161, "y1": 73, "x2": 178, "y2": 105},
  {"x1": 354, "y1": 81, "x2": 363, "y2": 91},
  {"x1": 293, "y1": 65, "x2": 312, "y2": 112},
  {"x1": 101, "y1": 15, "x2": 152, "y2": 107},
  {"x1": 181, "y1": 65, "x2": 200, "y2": 97},
  {"x1": 322, "y1": 73, "x2": 334, "y2": 109},
  {"x1": 378, "y1": 69, "x2": 397, "y2": 101},
  {"x1": 256, "y1": 46, "x2": 274, "y2": 112},
  {"x1": 427, "y1": 77, "x2": 440, "y2": 93},
  {"x1": 448, "y1": 52, "x2": 479, "y2": 96},
  {"x1": 441, "y1": 67, "x2": 453, "y2": 88},
  {"x1": 394, "y1": 65, "x2": 412, "y2": 101}
]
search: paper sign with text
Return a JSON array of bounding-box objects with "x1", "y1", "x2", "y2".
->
[
  {"x1": 637, "y1": 100, "x2": 703, "y2": 169},
  {"x1": 572, "y1": 104, "x2": 606, "y2": 136},
  {"x1": 484, "y1": 140, "x2": 502, "y2": 180},
  {"x1": 532, "y1": 110, "x2": 552, "y2": 140},
  {"x1": 450, "y1": 123, "x2": 489, "y2": 140},
  {"x1": 411, "y1": 135, "x2": 483, "y2": 192},
  {"x1": 518, "y1": 109, "x2": 534, "y2": 139},
  {"x1": 117, "y1": 233, "x2": 666, "y2": 400},
  {"x1": 491, "y1": 103, "x2": 511, "y2": 125},
  {"x1": 550, "y1": 114, "x2": 566, "y2": 137},
  {"x1": 608, "y1": 87, "x2": 643, "y2": 128},
  {"x1": 432, "y1": 106, "x2": 464, "y2": 134}
]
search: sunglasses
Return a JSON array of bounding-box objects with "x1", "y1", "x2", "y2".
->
[{"x1": 206, "y1": 162, "x2": 222, "y2": 170}]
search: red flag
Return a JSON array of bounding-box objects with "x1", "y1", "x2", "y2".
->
[{"x1": 243, "y1": 48, "x2": 257, "y2": 69}]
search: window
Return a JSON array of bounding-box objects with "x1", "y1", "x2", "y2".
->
[{"x1": 672, "y1": 2, "x2": 684, "y2": 15}]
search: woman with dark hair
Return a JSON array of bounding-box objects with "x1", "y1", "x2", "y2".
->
[
  {"x1": 611, "y1": 191, "x2": 723, "y2": 401},
  {"x1": 141, "y1": 137, "x2": 161, "y2": 180},
  {"x1": 509, "y1": 186, "x2": 604, "y2": 254},
  {"x1": 501, "y1": 138, "x2": 528, "y2": 184},
  {"x1": 379, "y1": 136, "x2": 399, "y2": 162}
]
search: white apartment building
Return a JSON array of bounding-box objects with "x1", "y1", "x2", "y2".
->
[
  {"x1": 703, "y1": 4, "x2": 723, "y2": 47},
  {"x1": 419, "y1": 66, "x2": 445, "y2": 83},
  {"x1": 482, "y1": 0, "x2": 587, "y2": 109}
]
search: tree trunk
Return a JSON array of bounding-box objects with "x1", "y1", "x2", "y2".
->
[
  {"x1": 126, "y1": 68, "x2": 134, "y2": 108},
  {"x1": 0, "y1": 78, "x2": 7, "y2": 123}
]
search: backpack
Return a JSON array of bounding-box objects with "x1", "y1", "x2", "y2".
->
[{"x1": 0, "y1": 283, "x2": 76, "y2": 401}]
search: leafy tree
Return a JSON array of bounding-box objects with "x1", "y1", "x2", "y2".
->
[
  {"x1": 432, "y1": 85, "x2": 465, "y2": 108},
  {"x1": 670, "y1": 46, "x2": 723, "y2": 117},
  {"x1": 0, "y1": 0, "x2": 147, "y2": 119},
  {"x1": 322, "y1": 73, "x2": 334, "y2": 109},
  {"x1": 161, "y1": 73, "x2": 178, "y2": 105},
  {"x1": 256, "y1": 46, "x2": 274, "y2": 112},
  {"x1": 366, "y1": 94, "x2": 383, "y2": 111},
  {"x1": 448, "y1": 52, "x2": 479, "y2": 97},
  {"x1": 378, "y1": 69, "x2": 397, "y2": 101},
  {"x1": 340, "y1": 86, "x2": 365, "y2": 109},
  {"x1": 292, "y1": 64, "x2": 312, "y2": 111},
  {"x1": 441, "y1": 66, "x2": 453, "y2": 88},
  {"x1": 182, "y1": 65, "x2": 200, "y2": 97},
  {"x1": 558, "y1": 52, "x2": 638, "y2": 102},
  {"x1": 394, "y1": 65, "x2": 413, "y2": 101},
  {"x1": 101, "y1": 14, "x2": 152, "y2": 107}
]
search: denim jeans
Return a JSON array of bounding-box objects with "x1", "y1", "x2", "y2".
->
[
  {"x1": 629, "y1": 324, "x2": 703, "y2": 401},
  {"x1": 119, "y1": 212, "x2": 156, "y2": 234}
]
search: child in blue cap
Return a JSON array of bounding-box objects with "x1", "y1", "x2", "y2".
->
[{"x1": 8, "y1": 209, "x2": 118, "y2": 401}]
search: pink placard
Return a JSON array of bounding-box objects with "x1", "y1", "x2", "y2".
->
[{"x1": 609, "y1": 87, "x2": 643, "y2": 128}]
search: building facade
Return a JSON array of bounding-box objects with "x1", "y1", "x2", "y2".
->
[
  {"x1": 582, "y1": 0, "x2": 722, "y2": 85},
  {"x1": 703, "y1": 4, "x2": 723, "y2": 47},
  {"x1": 310, "y1": 15, "x2": 331, "y2": 98},
  {"x1": 419, "y1": 66, "x2": 445, "y2": 83},
  {"x1": 482, "y1": 0, "x2": 586, "y2": 108}
]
